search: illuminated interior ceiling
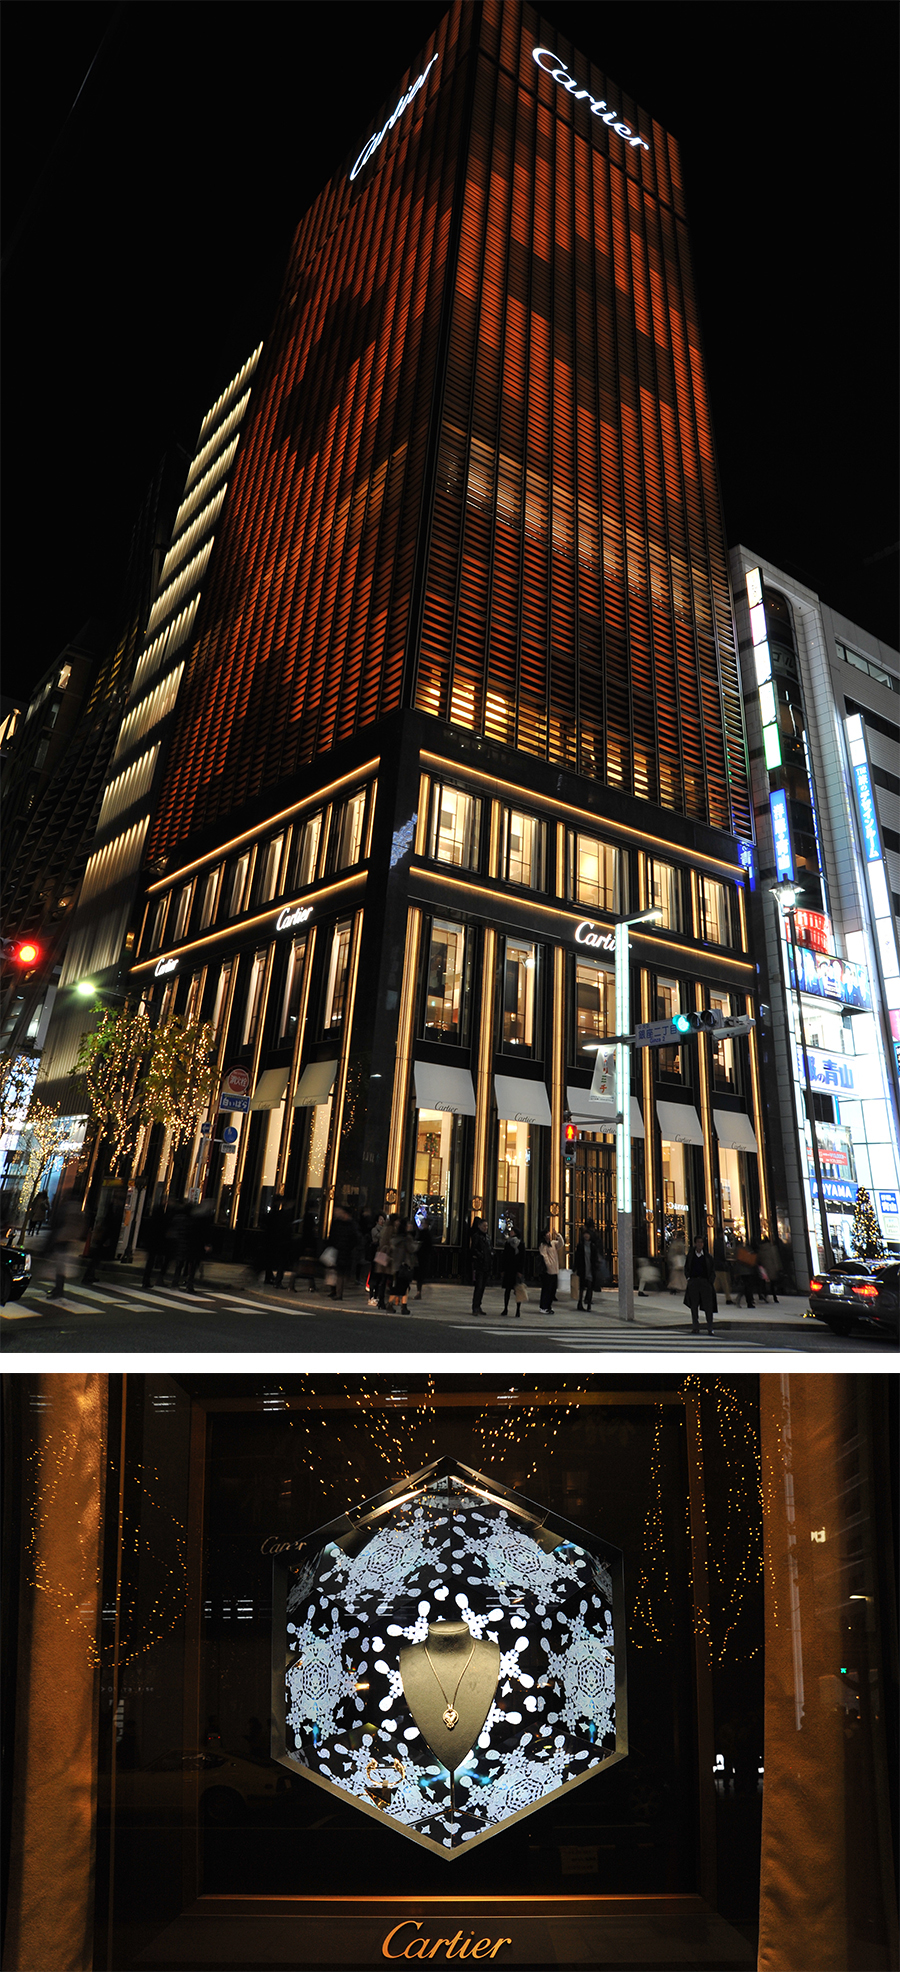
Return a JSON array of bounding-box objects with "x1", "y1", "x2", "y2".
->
[{"x1": 272, "y1": 1456, "x2": 626, "y2": 1858}]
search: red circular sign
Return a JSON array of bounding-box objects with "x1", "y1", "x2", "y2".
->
[{"x1": 223, "y1": 1065, "x2": 250, "y2": 1096}]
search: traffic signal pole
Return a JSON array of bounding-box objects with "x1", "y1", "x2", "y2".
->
[{"x1": 614, "y1": 918, "x2": 635, "y2": 1322}]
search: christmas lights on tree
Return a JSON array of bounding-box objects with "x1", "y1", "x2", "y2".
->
[{"x1": 851, "y1": 1185, "x2": 886, "y2": 1260}]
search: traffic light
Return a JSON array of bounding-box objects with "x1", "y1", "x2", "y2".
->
[
  {"x1": 563, "y1": 1122, "x2": 578, "y2": 1165},
  {"x1": 3, "y1": 938, "x2": 44, "y2": 973},
  {"x1": 673, "y1": 1010, "x2": 755, "y2": 1037}
]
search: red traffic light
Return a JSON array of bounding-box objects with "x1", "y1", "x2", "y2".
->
[
  {"x1": 564, "y1": 1123, "x2": 578, "y2": 1144},
  {"x1": 14, "y1": 940, "x2": 41, "y2": 966}
]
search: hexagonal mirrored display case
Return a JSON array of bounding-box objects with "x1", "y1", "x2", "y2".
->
[{"x1": 271, "y1": 1456, "x2": 626, "y2": 1858}]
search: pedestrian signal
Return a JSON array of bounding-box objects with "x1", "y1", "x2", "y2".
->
[{"x1": 563, "y1": 1122, "x2": 578, "y2": 1165}]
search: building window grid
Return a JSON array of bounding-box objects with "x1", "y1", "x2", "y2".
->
[
  {"x1": 429, "y1": 782, "x2": 481, "y2": 870},
  {"x1": 569, "y1": 833, "x2": 628, "y2": 915}
]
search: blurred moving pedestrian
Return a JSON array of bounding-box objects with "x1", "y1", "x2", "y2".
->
[
  {"x1": 413, "y1": 1219, "x2": 433, "y2": 1300},
  {"x1": 758, "y1": 1235, "x2": 781, "y2": 1304},
  {"x1": 712, "y1": 1228, "x2": 733, "y2": 1304},
  {"x1": 46, "y1": 1195, "x2": 84, "y2": 1301},
  {"x1": 500, "y1": 1222, "x2": 523, "y2": 1316},
  {"x1": 327, "y1": 1204, "x2": 356, "y2": 1300},
  {"x1": 388, "y1": 1218, "x2": 418, "y2": 1314},
  {"x1": 141, "y1": 1200, "x2": 170, "y2": 1290},
  {"x1": 733, "y1": 1242, "x2": 758, "y2": 1308},
  {"x1": 666, "y1": 1233, "x2": 687, "y2": 1295}
]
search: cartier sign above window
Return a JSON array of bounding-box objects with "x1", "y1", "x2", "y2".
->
[
  {"x1": 574, "y1": 921, "x2": 615, "y2": 952},
  {"x1": 350, "y1": 53, "x2": 440, "y2": 181}
]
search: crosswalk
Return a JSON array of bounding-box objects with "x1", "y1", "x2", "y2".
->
[
  {"x1": 452, "y1": 1323, "x2": 778, "y2": 1350},
  {"x1": 2, "y1": 1280, "x2": 317, "y2": 1320}
]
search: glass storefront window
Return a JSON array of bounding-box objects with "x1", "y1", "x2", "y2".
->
[
  {"x1": 306, "y1": 1094, "x2": 333, "y2": 1202},
  {"x1": 210, "y1": 961, "x2": 233, "y2": 1042},
  {"x1": 661, "y1": 1138, "x2": 691, "y2": 1242},
  {"x1": 291, "y1": 813, "x2": 322, "y2": 891},
  {"x1": 412, "y1": 1107, "x2": 461, "y2": 1244},
  {"x1": 571, "y1": 833, "x2": 628, "y2": 913},
  {"x1": 334, "y1": 792, "x2": 366, "y2": 871},
  {"x1": 574, "y1": 961, "x2": 615, "y2": 1066},
  {"x1": 183, "y1": 970, "x2": 205, "y2": 1028},
  {"x1": 709, "y1": 991, "x2": 740, "y2": 1093},
  {"x1": 502, "y1": 938, "x2": 538, "y2": 1054},
  {"x1": 148, "y1": 894, "x2": 169, "y2": 953},
  {"x1": 429, "y1": 782, "x2": 480, "y2": 869},
  {"x1": 423, "y1": 919, "x2": 465, "y2": 1043},
  {"x1": 323, "y1": 921, "x2": 352, "y2": 1029},
  {"x1": 241, "y1": 952, "x2": 267, "y2": 1049},
  {"x1": 279, "y1": 937, "x2": 308, "y2": 1047},
  {"x1": 718, "y1": 1145, "x2": 748, "y2": 1240},
  {"x1": 173, "y1": 882, "x2": 194, "y2": 942},
  {"x1": 258, "y1": 835, "x2": 285, "y2": 903},
  {"x1": 496, "y1": 1117, "x2": 530, "y2": 1245},
  {"x1": 503, "y1": 808, "x2": 545, "y2": 888},
  {"x1": 655, "y1": 976, "x2": 685, "y2": 1081},
  {"x1": 699, "y1": 877, "x2": 734, "y2": 947},
  {"x1": 227, "y1": 852, "x2": 252, "y2": 918},
  {"x1": 647, "y1": 859, "x2": 683, "y2": 932},
  {"x1": 199, "y1": 866, "x2": 221, "y2": 930}
]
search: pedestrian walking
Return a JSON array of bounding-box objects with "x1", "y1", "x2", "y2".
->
[
  {"x1": 413, "y1": 1219, "x2": 433, "y2": 1300},
  {"x1": 666, "y1": 1233, "x2": 687, "y2": 1295},
  {"x1": 327, "y1": 1204, "x2": 356, "y2": 1300},
  {"x1": 636, "y1": 1252, "x2": 660, "y2": 1296},
  {"x1": 538, "y1": 1224, "x2": 565, "y2": 1313},
  {"x1": 500, "y1": 1223, "x2": 523, "y2": 1316},
  {"x1": 573, "y1": 1219, "x2": 604, "y2": 1311},
  {"x1": 83, "y1": 1204, "x2": 121, "y2": 1285},
  {"x1": 141, "y1": 1200, "x2": 169, "y2": 1290},
  {"x1": 684, "y1": 1235, "x2": 717, "y2": 1335},
  {"x1": 46, "y1": 1195, "x2": 84, "y2": 1301},
  {"x1": 388, "y1": 1218, "x2": 418, "y2": 1314},
  {"x1": 469, "y1": 1216, "x2": 492, "y2": 1316},
  {"x1": 290, "y1": 1207, "x2": 320, "y2": 1292},
  {"x1": 757, "y1": 1236, "x2": 781, "y2": 1304},
  {"x1": 733, "y1": 1242, "x2": 758, "y2": 1308}
]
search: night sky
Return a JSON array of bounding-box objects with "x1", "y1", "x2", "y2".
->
[{"x1": 3, "y1": 1, "x2": 897, "y2": 708}]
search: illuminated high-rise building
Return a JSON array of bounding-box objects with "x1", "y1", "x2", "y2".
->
[{"x1": 112, "y1": 2, "x2": 766, "y2": 1267}]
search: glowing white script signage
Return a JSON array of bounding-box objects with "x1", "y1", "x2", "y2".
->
[
  {"x1": 276, "y1": 904, "x2": 313, "y2": 932},
  {"x1": 575, "y1": 920, "x2": 615, "y2": 952},
  {"x1": 350, "y1": 53, "x2": 440, "y2": 181},
  {"x1": 532, "y1": 48, "x2": 649, "y2": 151},
  {"x1": 154, "y1": 957, "x2": 178, "y2": 977}
]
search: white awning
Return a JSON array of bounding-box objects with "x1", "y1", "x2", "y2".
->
[
  {"x1": 714, "y1": 1108, "x2": 758, "y2": 1153},
  {"x1": 293, "y1": 1059, "x2": 338, "y2": 1108},
  {"x1": 565, "y1": 1087, "x2": 645, "y2": 1139},
  {"x1": 249, "y1": 1066, "x2": 291, "y2": 1111},
  {"x1": 656, "y1": 1100, "x2": 704, "y2": 1145},
  {"x1": 413, "y1": 1060, "x2": 477, "y2": 1115},
  {"x1": 494, "y1": 1075, "x2": 552, "y2": 1126}
]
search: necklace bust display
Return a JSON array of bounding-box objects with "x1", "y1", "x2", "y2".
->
[{"x1": 400, "y1": 1621, "x2": 500, "y2": 1768}]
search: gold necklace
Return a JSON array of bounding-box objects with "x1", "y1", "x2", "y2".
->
[{"x1": 423, "y1": 1637, "x2": 476, "y2": 1729}]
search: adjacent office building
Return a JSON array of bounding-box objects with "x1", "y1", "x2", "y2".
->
[
  {"x1": 730, "y1": 545, "x2": 900, "y2": 1282},
  {"x1": 116, "y1": 0, "x2": 769, "y2": 1270}
]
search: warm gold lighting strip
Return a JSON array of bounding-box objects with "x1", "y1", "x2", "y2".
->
[
  {"x1": 275, "y1": 926, "x2": 317, "y2": 1197},
  {"x1": 736, "y1": 882, "x2": 750, "y2": 953},
  {"x1": 489, "y1": 799, "x2": 501, "y2": 880},
  {"x1": 640, "y1": 970, "x2": 657, "y2": 1257},
  {"x1": 231, "y1": 945, "x2": 278, "y2": 1222},
  {"x1": 145, "y1": 758, "x2": 381, "y2": 891},
  {"x1": 132, "y1": 872, "x2": 367, "y2": 973},
  {"x1": 471, "y1": 927, "x2": 496, "y2": 1210},
  {"x1": 555, "y1": 820, "x2": 566, "y2": 897},
  {"x1": 385, "y1": 909, "x2": 422, "y2": 1199},
  {"x1": 694, "y1": 980, "x2": 716, "y2": 1242},
  {"x1": 419, "y1": 751, "x2": 748, "y2": 881},
  {"x1": 324, "y1": 910, "x2": 365, "y2": 1232},
  {"x1": 551, "y1": 945, "x2": 565, "y2": 1236},
  {"x1": 745, "y1": 994, "x2": 771, "y2": 1235},
  {"x1": 409, "y1": 867, "x2": 755, "y2": 974},
  {"x1": 415, "y1": 774, "x2": 430, "y2": 855}
]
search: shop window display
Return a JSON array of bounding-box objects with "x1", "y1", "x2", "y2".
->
[
  {"x1": 699, "y1": 877, "x2": 734, "y2": 948},
  {"x1": 290, "y1": 811, "x2": 322, "y2": 890},
  {"x1": 646, "y1": 859, "x2": 683, "y2": 933},
  {"x1": 502, "y1": 809, "x2": 545, "y2": 889},
  {"x1": 709, "y1": 992, "x2": 740, "y2": 1093},
  {"x1": 423, "y1": 919, "x2": 466, "y2": 1043},
  {"x1": 429, "y1": 783, "x2": 480, "y2": 870},
  {"x1": 501, "y1": 939, "x2": 537, "y2": 1054},
  {"x1": 274, "y1": 1461, "x2": 625, "y2": 1857},
  {"x1": 198, "y1": 865, "x2": 221, "y2": 930},
  {"x1": 573, "y1": 962, "x2": 615, "y2": 1067},
  {"x1": 717, "y1": 1145, "x2": 748, "y2": 1241},
  {"x1": 655, "y1": 977, "x2": 686, "y2": 1081},
  {"x1": 412, "y1": 1108, "x2": 461, "y2": 1243},
  {"x1": 496, "y1": 1118, "x2": 530, "y2": 1244},
  {"x1": 323, "y1": 920, "x2": 352, "y2": 1029},
  {"x1": 569, "y1": 834, "x2": 628, "y2": 914},
  {"x1": 279, "y1": 936, "x2": 308, "y2": 1047}
]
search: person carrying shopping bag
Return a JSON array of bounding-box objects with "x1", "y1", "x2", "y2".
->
[{"x1": 538, "y1": 1224, "x2": 565, "y2": 1313}]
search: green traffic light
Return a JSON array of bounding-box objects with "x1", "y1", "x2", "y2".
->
[{"x1": 673, "y1": 1013, "x2": 692, "y2": 1034}]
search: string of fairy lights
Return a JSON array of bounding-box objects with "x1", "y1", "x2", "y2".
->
[{"x1": 27, "y1": 1378, "x2": 780, "y2": 1673}]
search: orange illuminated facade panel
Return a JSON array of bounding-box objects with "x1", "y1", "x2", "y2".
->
[{"x1": 149, "y1": 0, "x2": 749, "y2": 864}]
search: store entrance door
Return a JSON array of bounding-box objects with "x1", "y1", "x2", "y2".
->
[{"x1": 572, "y1": 1141, "x2": 616, "y2": 1273}]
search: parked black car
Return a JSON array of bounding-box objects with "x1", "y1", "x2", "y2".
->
[
  {"x1": 809, "y1": 1257, "x2": 898, "y2": 1338},
  {"x1": 0, "y1": 1244, "x2": 31, "y2": 1305}
]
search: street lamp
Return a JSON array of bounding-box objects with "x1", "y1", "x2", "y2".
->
[
  {"x1": 590, "y1": 907, "x2": 662, "y2": 1323},
  {"x1": 770, "y1": 882, "x2": 833, "y2": 1276}
]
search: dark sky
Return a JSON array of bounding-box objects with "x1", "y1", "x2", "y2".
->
[{"x1": 3, "y1": 1, "x2": 898, "y2": 706}]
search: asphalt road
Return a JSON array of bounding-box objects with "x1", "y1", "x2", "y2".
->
[{"x1": 2, "y1": 1267, "x2": 891, "y2": 1355}]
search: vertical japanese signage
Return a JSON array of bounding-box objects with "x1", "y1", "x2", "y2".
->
[{"x1": 769, "y1": 789, "x2": 793, "y2": 882}]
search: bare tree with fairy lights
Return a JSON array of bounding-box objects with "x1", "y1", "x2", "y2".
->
[
  {"x1": 76, "y1": 1001, "x2": 151, "y2": 1175},
  {"x1": 142, "y1": 1015, "x2": 218, "y2": 1153}
]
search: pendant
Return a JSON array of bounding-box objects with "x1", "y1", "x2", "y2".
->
[{"x1": 442, "y1": 1706, "x2": 458, "y2": 1729}]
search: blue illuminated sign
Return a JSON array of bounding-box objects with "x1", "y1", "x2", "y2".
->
[
  {"x1": 738, "y1": 840, "x2": 756, "y2": 891},
  {"x1": 788, "y1": 946, "x2": 872, "y2": 1009},
  {"x1": 769, "y1": 790, "x2": 793, "y2": 881},
  {"x1": 851, "y1": 759, "x2": 882, "y2": 864},
  {"x1": 878, "y1": 1191, "x2": 899, "y2": 1215},
  {"x1": 813, "y1": 1179, "x2": 858, "y2": 1205}
]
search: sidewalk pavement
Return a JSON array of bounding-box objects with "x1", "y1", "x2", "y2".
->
[{"x1": 87, "y1": 1255, "x2": 817, "y2": 1332}]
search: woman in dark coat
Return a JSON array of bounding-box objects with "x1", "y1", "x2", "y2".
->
[
  {"x1": 684, "y1": 1235, "x2": 717, "y2": 1335},
  {"x1": 573, "y1": 1219, "x2": 603, "y2": 1312},
  {"x1": 500, "y1": 1223, "x2": 523, "y2": 1316}
]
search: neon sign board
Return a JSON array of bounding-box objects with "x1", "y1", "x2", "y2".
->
[
  {"x1": 533, "y1": 49, "x2": 649, "y2": 150},
  {"x1": 851, "y1": 757, "x2": 882, "y2": 864},
  {"x1": 788, "y1": 946, "x2": 871, "y2": 1009},
  {"x1": 574, "y1": 920, "x2": 615, "y2": 952},
  {"x1": 350, "y1": 53, "x2": 439, "y2": 181},
  {"x1": 770, "y1": 789, "x2": 793, "y2": 881}
]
